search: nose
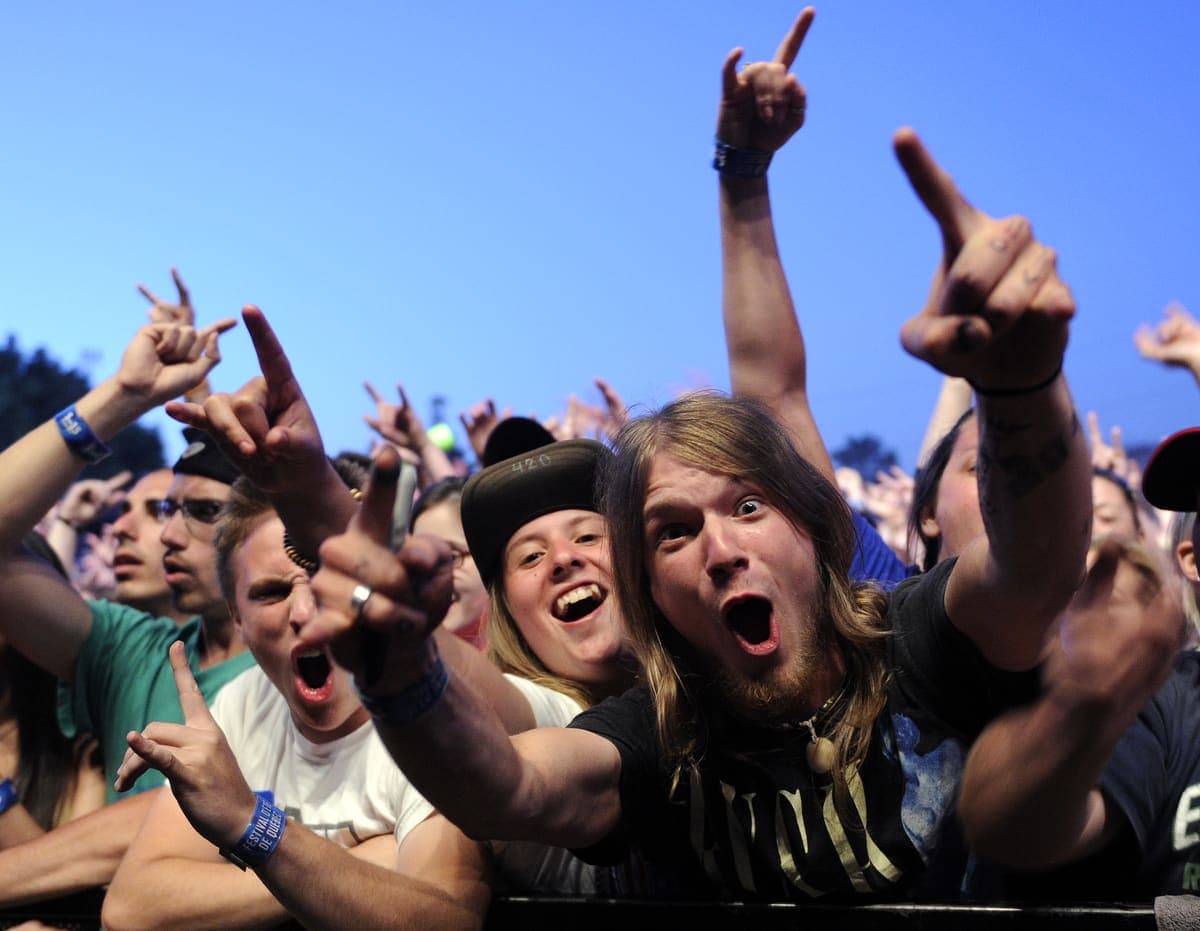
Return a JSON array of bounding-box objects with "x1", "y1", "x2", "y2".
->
[
  {"x1": 289, "y1": 583, "x2": 316, "y2": 634},
  {"x1": 159, "y1": 510, "x2": 188, "y2": 551},
  {"x1": 112, "y1": 507, "x2": 136, "y2": 541},
  {"x1": 703, "y1": 519, "x2": 747, "y2": 584},
  {"x1": 549, "y1": 539, "x2": 584, "y2": 580}
]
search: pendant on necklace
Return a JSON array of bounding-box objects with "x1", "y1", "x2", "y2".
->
[{"x1": 806, "y1": 735, "x2": 836, "y2": 774}]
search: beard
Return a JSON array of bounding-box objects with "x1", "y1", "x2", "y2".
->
[{"x1": 696, "y1": 607, "x2": 833, "y2": 728}]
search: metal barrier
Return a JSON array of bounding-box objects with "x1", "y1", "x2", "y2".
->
[{"x1": 0, "y1": 893, "x2": 1161, "y2": 930}]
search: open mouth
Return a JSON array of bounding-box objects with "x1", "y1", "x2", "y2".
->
[
  {"x1": 553, "y1": 583, "x2": 606, "y2": 623},
  {"x1": 723, "y1": 596, "x2": 778, "y2": 655},
  {"x1": 293, "y1": 648, "x2": 335, "y2": 702}
]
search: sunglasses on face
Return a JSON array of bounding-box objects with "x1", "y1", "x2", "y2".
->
[{"x1": 159, "y1": 498, "x2": 225, "y2": 525}]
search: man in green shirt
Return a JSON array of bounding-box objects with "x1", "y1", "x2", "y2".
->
[{"x1": 0, "y1": 313, "x2": 250, "y2": 909}]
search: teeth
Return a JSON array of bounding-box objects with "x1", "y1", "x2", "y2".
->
[
  {"x1": 296, "y1": 649, "x2": 323, "y2": 660},
  {"x1": 556, "y1": 583, "x2": 601, "y2": 617}
]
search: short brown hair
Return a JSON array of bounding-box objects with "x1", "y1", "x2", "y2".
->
[{"x1": 214, "y1": 478, "x2": 276, "y2": 605}]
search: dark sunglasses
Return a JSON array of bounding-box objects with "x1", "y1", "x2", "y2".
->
[{"x1": 159, "y1": 498, "x2": 225, "y2": 525}]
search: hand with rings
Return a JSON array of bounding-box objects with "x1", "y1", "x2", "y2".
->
[
  {"x1": 305, "y1": 447, "x2": 456, "y2": 692},
  {"x1": 716, "y1": 8, "x2": 813, "y2": 156}
]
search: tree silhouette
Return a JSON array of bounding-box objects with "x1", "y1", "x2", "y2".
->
[
  {"x1": 831, "y1": 433, "x2": 898, "y2": 479},
  {"x1": 0, "y1": 335, "x2": 165, "y2": 480}
]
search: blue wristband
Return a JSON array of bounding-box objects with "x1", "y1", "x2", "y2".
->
[
  {"x1": 356, "y1": 653, "x2": 448, "y2": 724},
  {"x1": 712, "y1": 140, "x2": 773, "y2": 179},
  {"x1": 54, "y1": 405, "x2": 112, "y2": 464},
  {"x1": 0, "y1": 778, "x2": 18, "y2": 816},
  {"x1": 220, "y1": 791, "x2": 287, "y2": 870}
]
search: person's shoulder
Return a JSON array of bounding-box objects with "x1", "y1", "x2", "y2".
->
[
  {"x1": 209, "y1": 665, "x2": 283, "y2": 744},
  {"x1": 503, "y1": 674, "x2": 585, "y2": 727},
  {"x1": 82, "y1": 599, "x2": 186, "y2": 657},
  {"x1": 568, "y1": 683, "x2": 654, "y2": 735}
]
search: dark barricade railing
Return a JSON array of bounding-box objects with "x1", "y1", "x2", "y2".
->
[
  {"x1": 484, "y1": 897, "x2": 1158, "y2": 930},
  {"x1": 0, "y1": 892, "x2": 1161, "y2": 929}
]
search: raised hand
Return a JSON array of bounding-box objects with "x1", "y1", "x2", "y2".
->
[
  {"x1": 115, "y1": 641, "x2": 256, "y2": 849},
  {"x1": 363, "y1": 382, "x2": 426, "y2": 455},
  {"x1": 594, "y1": 377, "x2": 628, "y2": 442},
  {"x1": 1087, "y1": 410, "x2": 1139, "y2": 485},
  {"x1": 894, "y1": 129, "x2": 1073, "y2": 391},
  {"x1": 717, "y1": 8, "x2": 813, "y2": 152},
  {"x1": 166, "y1": 306, "x2": 326, "y2": 495},
  {"x1": 1135, "y1": 302, "x2": 1200, "y2": 378},
  {"x1": 307, "y1": 448, "x2": 454, "y2": 691},
  {"x1": 459, "y1": 398, "x2": 511, "y2": 460},
  {"x1": 115, "y1": 318, "x2": 236, "y2": 408},
  {"x1": 138, "y1": 268, "x2": 194, "y2": 327},
  {"x1": 1043, "y1": 541, "x2": 1184, "y2": 733},
  {"x1": 56, "y1": 472, "x2": 133, "y2": 529}
]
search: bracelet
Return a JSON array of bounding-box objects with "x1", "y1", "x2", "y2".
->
[
  {"x1": 281, "y1": 529, "x2": 319, "y2": 574},
  {"x1": 54, "y1": 405, "x2": 112, "y2": 464},
  {"x1": 0, "y1": 778, "x2": 18, "y2": 816},
  {"x1": 968, "y1": 363, "x2": 1063, "y2": 398},
  {"x1": 219, "y1": 791, "x2": 287, "y2": 870},
  {"x1": 712, "y1": 140, "x2": 773, "y2": 179},
  {"x1": 356, "y1": 652, "x2": 448, "y2": 724}
]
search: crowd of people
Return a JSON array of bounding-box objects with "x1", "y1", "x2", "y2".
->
[{"x1": 1, "y1": 8, "x2": 1198, "y2": 928}]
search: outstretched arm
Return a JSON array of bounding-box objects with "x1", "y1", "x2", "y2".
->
[
  {"x1": 1135, "y1": 301, "x2": 1200, "y2": 389},
  {"x1": 0, "y1": 318, "x2": 233, "y2": 681},
  {"x1": 717, "y1": 10, "x2": 835, "y2": 481},
  {"x1": 959, "y1": 541, "x2": 1185, "y2": 867},
  {"x1": 304, "y1": 450, "x2": 623, "y2": 849},
  {"x1": 895, "y1": 129, "x2": 1091, "y2": 669}
]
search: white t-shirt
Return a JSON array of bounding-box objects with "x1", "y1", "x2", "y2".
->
[
  {"x1": 210, "y1": 666, "x2": 434, "y2": 848},
  {"x1": 495, "y1": 675, "x2": 601, "y2": 895}
]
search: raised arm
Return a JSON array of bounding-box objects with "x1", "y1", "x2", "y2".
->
[
  {"x1": 166, "y1": 305, "x2": 356, "y2": 562},
  {"x1": 716, "y1": 9, "x2": 836, "y2": 481},
  {"x1": 895, "y1": 129, "x2": 1091, "y2": 669},
  {"x1": 305, "y1": 450, "x2": 623, "y2": 848},
  {"x1": 0, "y1": 318, "x2": 233, "y2": 681},
  {"x1": 958, "y1": 541, "x2": 1185, "y2": 867}
]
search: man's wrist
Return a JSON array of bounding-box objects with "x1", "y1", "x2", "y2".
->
[{"x1": 354, "y1": 640, "x2": 446, "y2": 723}]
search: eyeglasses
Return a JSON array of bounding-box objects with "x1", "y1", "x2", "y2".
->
[
  {"x1": 117, "y1": 498, "x2": 164, "y2": 521},
  {"x1": 447, "y1": 544, "x2": 472, "y2": 568},
  {"x1": 159, "y1": 498, "x2": 225, "y2": 526}
]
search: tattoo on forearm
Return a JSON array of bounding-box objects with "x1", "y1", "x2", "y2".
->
[{"x1": 978, "y1": 417, "x2": 1078, "y2": 505}]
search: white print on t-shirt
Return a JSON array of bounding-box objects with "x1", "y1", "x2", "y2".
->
[{"x1": 1173, "y1": 783, "x2": 1200, "y2": 851}]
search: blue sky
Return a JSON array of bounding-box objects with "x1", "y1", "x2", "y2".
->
[{"x1": 2, "y1": 2, "x2": 1197, "y2": 468}]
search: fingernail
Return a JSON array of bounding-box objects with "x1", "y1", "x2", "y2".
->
[
  {"x1": 372, "y1": 457, "x2": 401, "y2": 484},
  {"x1": 954, "y1": 320, "x2": 980, "y2": 353}
]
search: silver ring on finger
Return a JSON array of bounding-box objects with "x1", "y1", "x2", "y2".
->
[{"x1": 349, "y1": 584, "x2": 373, "y2": 621}]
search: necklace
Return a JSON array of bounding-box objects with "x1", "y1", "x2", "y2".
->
[{"x1": 798, "y1": 688, "x2": 842, "y2": 775}]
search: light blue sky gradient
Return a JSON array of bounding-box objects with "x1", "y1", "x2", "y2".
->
[{"x1": 2, "y1": 2, "x2": 1196, "y2": 468}]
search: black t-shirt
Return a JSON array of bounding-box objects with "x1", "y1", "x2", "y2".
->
[
  {"x1": 1005, "y1": 651, "x2": 1200, "y2": 903},
  {"x1": 569, "y1": 559, "x2": 1037, "y2": 901}
]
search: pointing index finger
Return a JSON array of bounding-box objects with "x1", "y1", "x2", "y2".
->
[
  {"x1": 893, "y1": 127, "x2": 980, "y2": 253},
  {"x1": 773, "y1": 7, "x2": 815, "y2": 68},
  {"x1": 167, "y1": 641, "x2": 213, "y2": 725},
  {"x1": 350, "y1": 446, "x2": 401, "y2": 548},
  {"x1": 241, "y1": 305, "x2": 298, "y2": 390}
]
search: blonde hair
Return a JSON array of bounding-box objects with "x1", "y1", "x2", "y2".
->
[
  {"x1": 602, "y1": 392, "x2": 891, "y2": 811},
  {"x1": 1167, "y1": 512, "x2": 1200, "y2": 646}
]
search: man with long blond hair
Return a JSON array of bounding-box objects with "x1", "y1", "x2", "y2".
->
[{"x1": 301, "y1": 12, "x2": 1093, "y2": 902}]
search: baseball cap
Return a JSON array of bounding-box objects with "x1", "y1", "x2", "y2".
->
[
  {"x1": 1142, "y1": 427, "x2": 1200, "y2": 512},
  {"x1": 462, "y1": 438, "x2": 610, "y2": 587}
]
